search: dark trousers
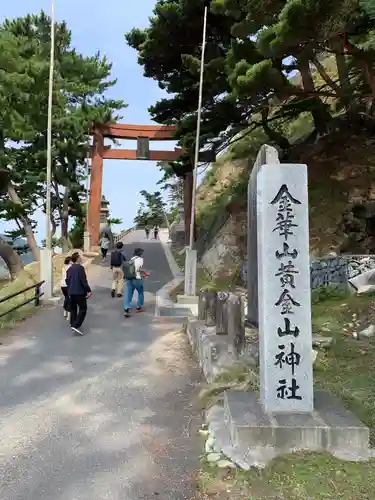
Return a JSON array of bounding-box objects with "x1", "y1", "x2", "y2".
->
[
  {"x1": 61, "y1": 287, "x2": 70, "y2": 311},
  {"x1": 101, "y1": 247, "x2": 108, "y2": 258},
  {"x1": 69, "y1": 295, "x2": 87, "y2": 328}
]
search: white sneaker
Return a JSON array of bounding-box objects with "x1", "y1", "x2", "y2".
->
[{"x1": 71, "y1": 327, "x2": 83, "y2": 336}]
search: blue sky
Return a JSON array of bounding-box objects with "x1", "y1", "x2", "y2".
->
[{"x1": 1, "y1": 0, "x2": 176, "y2": 243}]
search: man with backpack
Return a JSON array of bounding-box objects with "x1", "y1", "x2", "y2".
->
[
  {"x1": 122, "y1": 247, "x2": 147, "y2": 317},
  {"x1": 110, "y1": 241, "x2": 127, "y2": 298}
]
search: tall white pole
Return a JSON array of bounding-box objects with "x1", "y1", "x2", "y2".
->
[
  {"x1": 183, "y1": 5, "x2": 208, "y2": 297},
  {"x1": 188, "y1": 5, "x2": 208, "y2": 250},
  {"x1": 41, "y1": 0, "x2": 55, "y2": 300},
  {"x1": 45, "y1": 0, "x2": 55, "y2": 250}
]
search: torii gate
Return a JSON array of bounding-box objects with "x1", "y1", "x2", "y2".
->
[{"x1": 88, "y1": 123, "x2": 191, "y2": 246}]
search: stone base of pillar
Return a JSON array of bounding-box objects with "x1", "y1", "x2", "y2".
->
[
  {"x1": 40, "y1": 248, "x2": 53, "y2": 300},
  {"x1": 184, "y1": 248, "x2": 197, "y2": 296},
  {"x1": 84, "y1": 231, "x2": 91, "y2": 253}
]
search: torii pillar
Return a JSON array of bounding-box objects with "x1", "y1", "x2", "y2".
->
[
  {"x1": 88, "y1": 132, "x2": 104, "y2": 247},
  {"x1": 87, "y1": 123, "x2": 186, "y2": 248}
]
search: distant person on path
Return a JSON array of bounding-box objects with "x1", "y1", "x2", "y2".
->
[
  {"x1": 153, "y1": 225, "x2": 159, "y2": 240},
  {"x1": 145, "y1": 225, "x2": 150, "y2": 239},
  {"x1": 100, "y1": 234, "x2": 110, "y2": 261},
  {"x1": 66, "y1": 252, "x2": 92, "y2": 336},
  {"x1": 61, "y1": 256, "x2": 72, "y2": 320},
  {"x1": 122, "y1": 247, "x2": 149, "y2": 318},
  {"x1": 110, "y1": 241, "x2": 127, "y2": 298}
]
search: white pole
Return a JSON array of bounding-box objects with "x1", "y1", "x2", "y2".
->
[
  {"x1": 41, "y1": 0, "x2": 55, "y2": 299},
  {"x1": 184, "y1": 4, "x2": 207, "y2": 297},
  {"x1": 188, "y1": 5, "x2": 207, "y2": 249},
  {"x1": 45, "y1": 0, "x2": 55, "y2": 250}
]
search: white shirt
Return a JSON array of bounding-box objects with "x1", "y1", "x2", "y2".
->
[
  {"x1": 60, "y1": 264, "x2": 71, "y2": 287},
  {"x1": 100, "y1": 237, "x2": 110, "y2": 249},
  {"x1": 132, "y1": 256, "x2": 144, "y2": 279}
]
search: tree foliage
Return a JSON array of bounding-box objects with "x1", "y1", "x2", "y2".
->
[
  {"x1": 126, "y1": 0, "x2": 375, "y2": 185},
  {"x1": 134, "y1": 190, "x2": 167, "y2": 228},
  {"x1": 0, "y1": 12, "x2": 125, "y2": 257}
]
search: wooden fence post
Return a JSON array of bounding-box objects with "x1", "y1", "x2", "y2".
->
[
  {"x1": 34, "y1": 284, "x2": 41, "y2": 307},
  {"x1": 216, "y1": 291, "x2": 230, "y2": 335},
  {"x1": 227, "y1": 293, "x2": 244, "y2": 354}
]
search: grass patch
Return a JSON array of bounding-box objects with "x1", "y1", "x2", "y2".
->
[
  {"x1": 311, "y1": 288, "x2": 375, "y2": 443},
  {"x1": 198, "y1": 452, "x2": 375, "y2": 499},
  {"x1": 196, "y1": 287, "x2": 375, "y2": 498}
]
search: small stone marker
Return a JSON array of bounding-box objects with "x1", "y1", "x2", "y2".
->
[
  {"x1": 257, "y1": 163, "x2": 313, "y2": 413},
  {"x1": 198, "y1": 289, "x2": 217, "y2": 326},
  {"x1": 216, "y1": 291, "x2": 230, "y2": 334},
  {"x1": 226, "y1": 293, "x2": 244, "y2": 354}
]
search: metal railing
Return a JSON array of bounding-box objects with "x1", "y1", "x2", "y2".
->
[
  {"x1": 114, "y1": 228, "x2": 133, "y2": 244},
  {"x1": 0, "y1": 281, "x2": 45, "y2": 319}
]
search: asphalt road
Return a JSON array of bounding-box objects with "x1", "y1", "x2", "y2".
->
[{"x1": 0, "y1": 230, "x2": 202, "y2": 500}]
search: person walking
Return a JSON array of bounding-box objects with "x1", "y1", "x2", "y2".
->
[
  {"x1": 110, "y1": 241, "x2": 127, "y2": 298},
  {"x1": 144, "y1": 225, "x2": 150, "y2": 239},
  {"x1": 61, "y1": 256, "x2": 72, "y2": 320},
  {"x1": 122, "y1": 247, "x2": 147, "y2": 318},
  {"x1": 153, "y1": 225, "x2": 159, "y2": 240},
  {"x1": 66, "y1": 252, "x2": 92, "y2": 336},
  {"x1": 100, "y1": 234, "x2": 110, "y2": 261}
]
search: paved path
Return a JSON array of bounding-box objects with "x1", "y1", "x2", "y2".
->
[{"x1": 0, "y1": 230, "x2": 202, "y2": 500}]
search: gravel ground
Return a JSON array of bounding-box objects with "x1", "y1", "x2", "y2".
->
[{"x1": 0, "y1": 230, "x2": 202, "y2": 499}]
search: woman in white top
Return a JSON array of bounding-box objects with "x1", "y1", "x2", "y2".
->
[
  {"x1": 100, "y1": 234, "x2": 110, "y2": 260},
  {"x1": 61, "y1": 256, "x2": 72, "y2": 319}
]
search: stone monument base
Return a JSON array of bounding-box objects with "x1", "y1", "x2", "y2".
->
[{"x1": 206, "y1": 390, "x2": 369, "y2": 469}]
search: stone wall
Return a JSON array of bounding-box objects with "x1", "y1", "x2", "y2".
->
[{"x1": 200, "y1": 214, "x2": 246, "y2": 278}]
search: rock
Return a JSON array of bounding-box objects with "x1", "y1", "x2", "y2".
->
[
  {"x1": 217, "y1": 459, "x2": 236, "y2": 469},
  {"x1": 205, "y1": 436, "x2": 216, "y2": 453},
  {"x1": 312, "y1": 349, "x2": 318, "y2": 364},
  {"x1": 359, "y1": 325, "x2": 375, "y2": 339},
  {"x1": 207, "y1": 452, "x2": 221, "y2": 463},
  {"x1": 312, "y1": 334, "x2": 333, "y2": 348}
]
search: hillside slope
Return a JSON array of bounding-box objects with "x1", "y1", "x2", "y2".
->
[{"x1": 196, "y1": 129, "x2": 375, "y2": 269}]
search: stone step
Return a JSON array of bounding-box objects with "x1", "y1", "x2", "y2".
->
[
  {"x1": 154, "y1": 306, "x2": 194, "y2": 325},
  {"x1": 223, "y1": 389, "x2": 369, "y2": 467},
  {"x1": 177, "y1": 294, "x2": 199, "y2": 305}
]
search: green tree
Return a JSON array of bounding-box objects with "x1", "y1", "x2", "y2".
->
[
  {"x1": 125, "y1": 0, "x2": 246, "y2": 170},
  {"x1": 0, "y1": 12, "x2": 125, "y2": 257},
  {"x1": 134, "y1": 190, "x2": 167, "y2": 228}
]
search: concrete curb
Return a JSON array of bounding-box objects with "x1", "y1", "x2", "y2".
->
[
  {"x1": 156, "y1": 229, "x2": 184, "y2": 316},
  {"x1": 158, "y1": 229, "x2": 181, "y2": 279}
]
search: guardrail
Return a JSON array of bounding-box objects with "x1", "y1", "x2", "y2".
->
[
  {"x1": 0, "y1": 280, "x2": 45, "y2": 319},
  {"x1": 114, "y1": 227, "x2": 133, "y2": 244}
]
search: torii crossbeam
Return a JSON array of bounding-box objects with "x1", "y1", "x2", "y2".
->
[{"x1": 88, "y1": 123, "x2": 185, "y2": 246}]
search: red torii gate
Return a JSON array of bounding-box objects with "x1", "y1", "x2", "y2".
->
[{"x1": 88, "y1": 123, "x2": 189, "y2": 246}]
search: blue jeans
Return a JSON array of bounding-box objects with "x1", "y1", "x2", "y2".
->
[{"x1": 124, "y1": 279, "x2": 144, "y2": 309}]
